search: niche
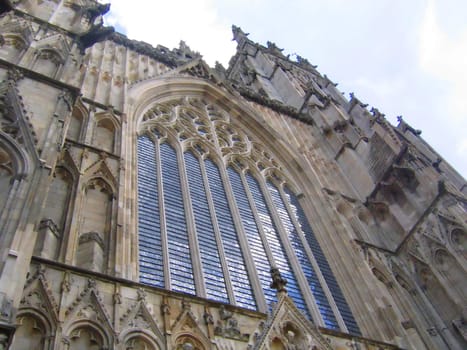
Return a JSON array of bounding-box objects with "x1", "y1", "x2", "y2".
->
[
  {"x1": 35, "y1": 167, "x2": 73, "y2": 258},
  {"x1": 125, "y1": 336, "x2": 157, "y2": 350},
  {"x1": 32, "y1": 49, "x2": 63, "y2": 77},
  {"x1": 92, "y1": 118, "x2": 115, "y2": 153},
  {"x1": 75, "y1": 178, "x2": 113, "y2": 272},
  {"x1": 10, "y1": 314, "x2": 46, "y2": 350},
  {"x1": 68, "y1": 326, "x2": 104, "y2": 350}
]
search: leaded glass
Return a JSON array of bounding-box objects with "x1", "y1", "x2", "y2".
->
[
  {"x1": 245, "y1": 173, "x2": 309, "y2": 316},
  {"x1": 160, "y1": 143, "x2": 195, "y2": 295},
  {"x1": 284, "y1": 186, "x2": 361, "y2": 335},
  {"x1": 136, "y1": 99, "x2": 361, "y2": 334},
  {"x1": 268, "y1": 181, "x2": 338, "y2": 329},
  {"x1": 185, "y1": 151, "x2": 229, "y2": 303},
  {"x1": 205, "y1": 159, "x2": 256, "y2": 309},
  {"x1": 228, "y1": 167, "x2": 276, "y2": 306},
  {"x1": 137, "y1": 135, "x2": 164, "y2": 287}
]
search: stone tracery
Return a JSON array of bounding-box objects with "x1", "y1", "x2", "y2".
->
[{"x1": 136, "y1": 94, "x2": 359, "y2": 332}]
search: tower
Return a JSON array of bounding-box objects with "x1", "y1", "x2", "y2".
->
[{"x1": 0, "y1": 1, "x2": 465, "y2": 349}]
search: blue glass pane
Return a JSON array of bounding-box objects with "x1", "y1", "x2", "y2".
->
[
  {"x1": 185, "y1": 152, "x2": 229, "y2": 303},
  {"x1": 205, "y1": 159, "x2": 256, "y2": 310},
  {"x1": 284, "y1": 186, "x2": 361, "y2": 335},
  {"x1": 137, "y1": 135, "x2": 164, "y2": 288},
  {"x1": 245, "y1": 173, "x2": 309, "y2": 317},
  {"x1": 267, "y1": 181, "x2": 338, "y2": 329},
  {"x1": 228, "y1": 167, "x2": 277, "y2": 307},
  {"x1": 160, "y1": 143, "x2": 196, "y2": 295}
]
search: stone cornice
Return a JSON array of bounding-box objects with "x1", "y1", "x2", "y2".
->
[
  {"x1": 109, "y1": 32, "x2": 201, "y2": 69},
  {"x1": 31, "y1": 256, "x2": 266, "y2": 320}
]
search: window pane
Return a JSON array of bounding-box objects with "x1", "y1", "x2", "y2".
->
[
  {"x1": 245, "y1": 173, "x2": 309, "y2": 317},
  {"x1": 268, "y1": 181, "x2": 338, "y2": 329},
  {"x1": 283, "y1": 186, "x2": 361, "y2": 335},
  {"x1": 228, "y1": 167, "x2": 277, "y2": 307},
  {"x1": 137, "y1": 135, "x2": 164, "y2": 288},
  {"x1": 160, "y1": 143, "x2": 195, "y2": 295},
  {"x1": 205, "y1": 159, "x2": 256, "y2": 310},
  {"x1": 185, "y1": 152, "x2": 229, "y2": 303}
]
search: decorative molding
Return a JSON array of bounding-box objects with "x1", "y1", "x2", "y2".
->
[
  {"x1": 119, "y1": 292, "x2": 163, "y2": 343},
  {"x1": 110, "y1": 32, "x2": 200, "y2": 69},
  {"x1": 19, "y1": 265, "x2": 59, "y2": 323},
  {"x1": 251, "y1": 293, "x2": 332, "y2": 350},
  {"x1": 64, "y1": 278, "x2": 114, "y2": 336}
]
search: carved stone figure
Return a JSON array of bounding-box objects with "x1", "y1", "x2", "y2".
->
[{"x1": 270, "y1": 267, "x2": 288, "y2": 293}]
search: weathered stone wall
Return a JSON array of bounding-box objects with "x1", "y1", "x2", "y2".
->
[{"x1": 0, "y1": 1, "x2": 465, "y2": 349}]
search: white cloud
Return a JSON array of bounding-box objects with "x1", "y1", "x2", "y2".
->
[
  {"x1": 100, "y1": 0, "x2": 467, "y2": 177},
  {"x1": 417, "y1": 0, "x2": 467, "y2": 176},
  {"x1": 419, "y1": 0, "x2": 467, "y2": 122},
  {"x1": 102, "y1": 0, "x2": 236, "y2": 66},
  {"x1": 457, "y1": 139, "x2": 467, "y2": 156}
]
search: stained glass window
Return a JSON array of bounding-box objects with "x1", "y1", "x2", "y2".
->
[
  {"x1": 136, "y1": 99, "x2": 360, "y2": 335},
  {"x1": 137, "y1": 135, "x2": 164, "y2": 288},
  {"x1": 185, "y1": 152, "x2": 229, "y2": 303}
]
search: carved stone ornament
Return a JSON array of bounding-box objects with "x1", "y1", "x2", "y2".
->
[
  {"x1": 214, "y1": 305, "x2": 249, "y2": 341},
  {"x1": 119, "y1": 295, "x2": 163, "y2": 341},
  {"x1": 270, "y1": 267, "x2": 288, "y2": 293},
  {"x1": 251, "y1": 293, "x2": 332, "y2": 350},
  {"x1": 0, "y1": 77, "x2": 39, "y2": 151},
  {"x1": 65, "y1": 278, "x2": 113, "y2": 333},
  {"x1": 0, "y1": 293, "x2": 13, "y2": 323}
]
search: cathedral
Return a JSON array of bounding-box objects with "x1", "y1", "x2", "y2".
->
[{"x1": 0, "y1": 1, "x2": 465, "y2": 349}]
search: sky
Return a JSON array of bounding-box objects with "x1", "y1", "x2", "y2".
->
[{"x1": 101, "y1": 0, "x2": 467, "y2": 179}]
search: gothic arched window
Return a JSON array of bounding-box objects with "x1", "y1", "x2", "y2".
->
[{"x1": 136, "y1": 97, "x2": 360, "y2": 334}]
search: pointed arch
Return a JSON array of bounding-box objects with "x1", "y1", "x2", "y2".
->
[
  {"x1": 0, "y1": 77, "x2": 40, "y2": 169},
  {"x1": 14, "y1": 267, "x2": 59, "y2": 348},
  {"x1": 171, "y1": 309, "x2": 210, "y2": 350},
  {"x1": 92, "y1": 111, "x2": 121, "y2": 154},
  {"x1": 120, "y1": 328, "x2": 163, "y2": 350},
  {"x1": 63, "y1": 321, "x2": 110, "y2": 350},
  {"x1": 253, "y1": 294, "x2": 333, "y2": 350},
  {"x1": 0, "y1": 15, "x2": 33, "y2": 62},
  {"x1": 433, "y1": 248, "x2": 466, "y2": 300},
  {"x1": 0, "y1": 115, "x2": 31, "y2": 178},
  {"x1": 32, "y1": 47, "x2": 64, "y2": 77},
  {"x1": 62, "y1": 280, "x2": 114, "y2": 349},
  {"x1": 35, "y1": 166, "x2": 74, "y2": 259},
  {"x1": 75, "y1": 176, "x2": 115, "y2": 272},
  {"x1": 0, "y1": 33, "x2": 29, "y2": 62},
  {"x1": 67, "y1": 98, "x2": 89, "y2": 142},
  {"x1": 0, "y1": 133, "x2": 31, "y2": 229},
  {"x1": 413, "y1": 258, "x2": 460, "y2": 329},
  {"x1": 84, "y1": 159, "x2": 118, "y2": 195},
  {"x1": 31, "y1": 33, "x2": 70, "y2": 78},
  {"x1": 10, "y1": 311, "x2": 51, "y2": 350},
  {"x1": 122, "y1": 333, "x2": 161, "y2": 350},
  {"x1": 60, "y1": 148, "x2": 81, "y2": 182},
  {"x1": 129, "y1": 77, "x2": 361, "y2": 332}
]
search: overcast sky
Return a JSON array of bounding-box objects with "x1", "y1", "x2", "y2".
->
[{"x1": 102, "y1": 0, "x2": 467, "y2": 178}]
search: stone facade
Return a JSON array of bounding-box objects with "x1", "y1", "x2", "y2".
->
[{"x1": 0, "y1": 1, "x2": 465, "y2": 349}]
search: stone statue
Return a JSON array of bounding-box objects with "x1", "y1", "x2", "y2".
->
[{"x1": 270, "y1": 267, "x2": 287, "y2": 293}]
